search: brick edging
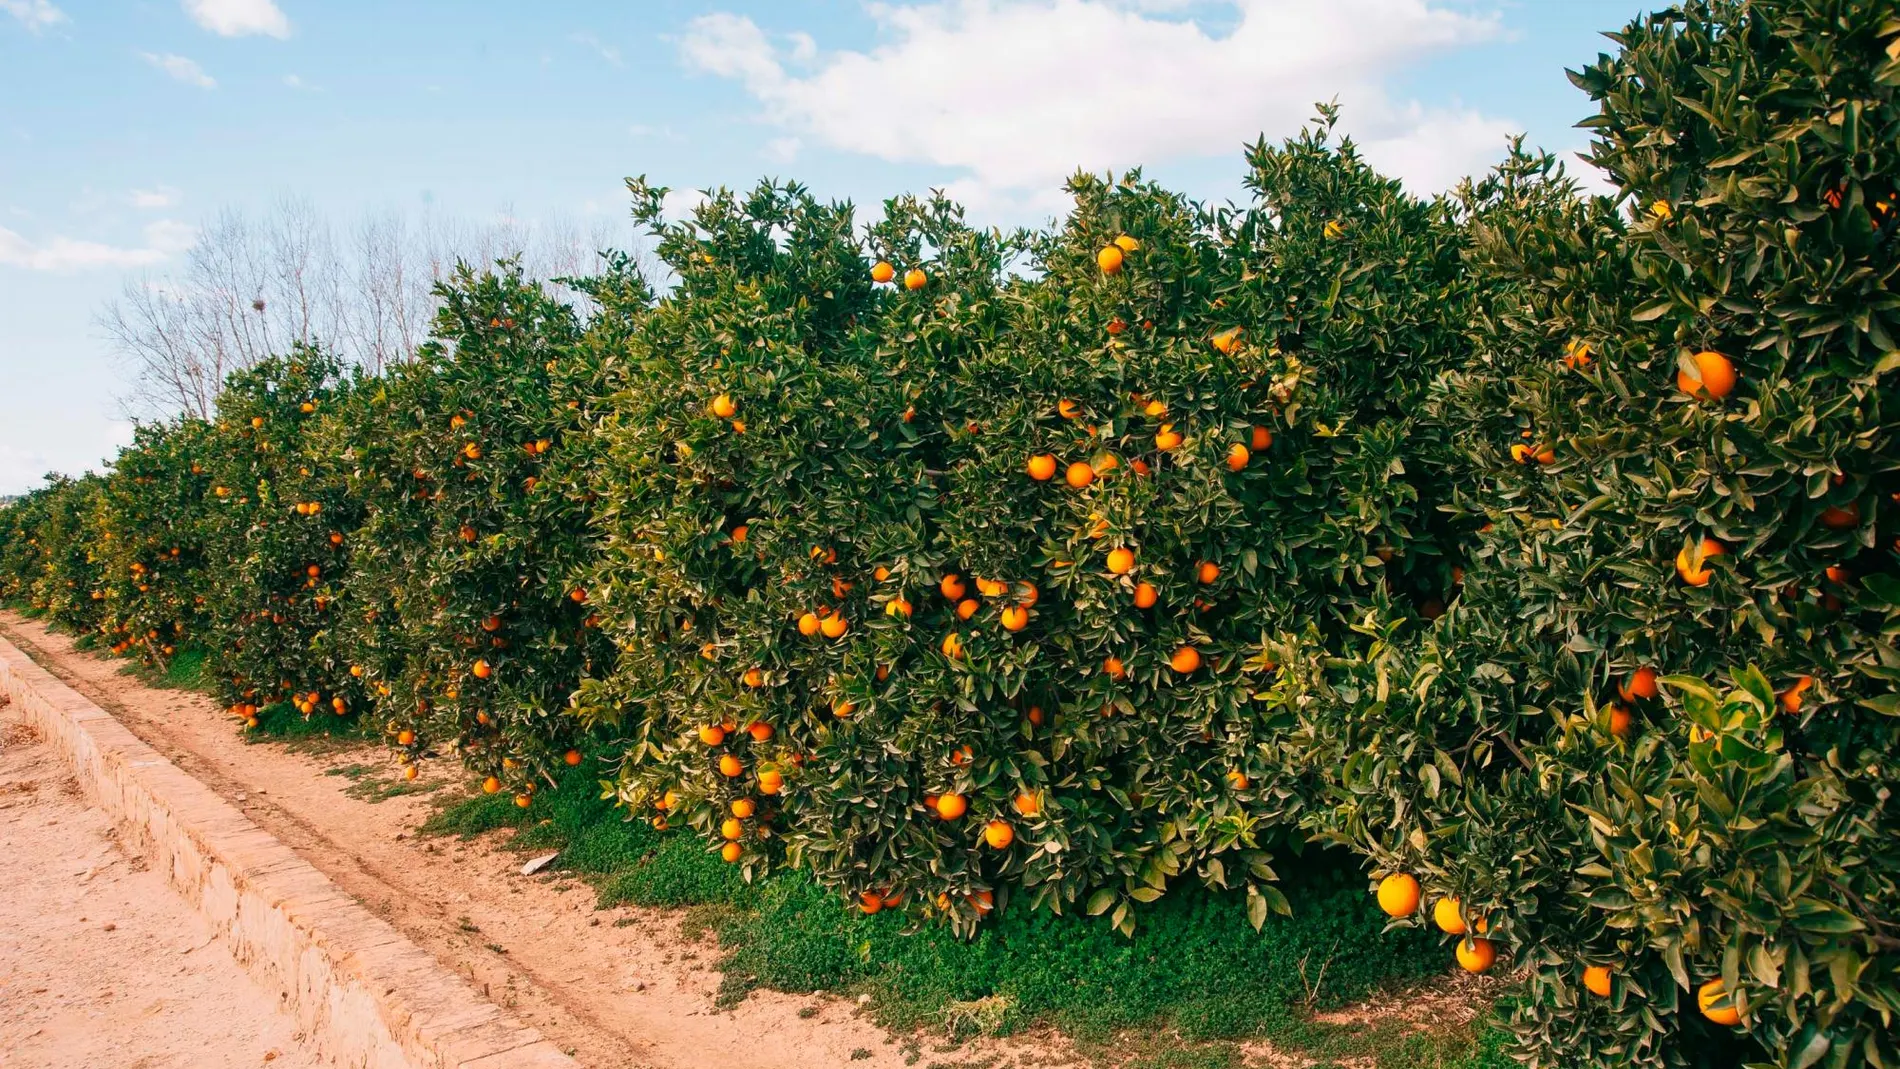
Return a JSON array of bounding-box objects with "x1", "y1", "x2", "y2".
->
[{"x1": 0, "y1": 632, "x2": 578, "y2": 1069}]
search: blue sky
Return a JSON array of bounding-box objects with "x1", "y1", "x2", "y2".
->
[{"x1": 0, "y1": 0, "x2": 1644, "y2": 494}]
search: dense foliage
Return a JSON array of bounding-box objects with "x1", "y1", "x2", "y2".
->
[{"x1": 2, "y1": 3, "x2": 1894, "y2": 1066}]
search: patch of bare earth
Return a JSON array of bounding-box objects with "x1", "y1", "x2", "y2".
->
[{"x1": 0, "y1": 694, "x2": 322, "y2": 1069}]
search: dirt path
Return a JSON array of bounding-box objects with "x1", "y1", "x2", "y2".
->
[
  {"x1": 0, "y1": 612, "x2": 1033, "y2": 1069},
  {"x1": 0, "y1": 703, "x2": 323, "y2": 1069}
]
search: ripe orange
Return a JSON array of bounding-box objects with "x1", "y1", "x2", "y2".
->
[
  {"x1": 1169, "y1": 647, "x2": 1202, "y2": 673},
  {"x1": 886, "y1": 596, "x2": 913, "y2": 618},
  {"x1": 940, "y1": 574, "x2": 968, "y2": 600},
  {"x1": 1026, "y1": 705, "x2": 1044, "y2": 726},
  {"x1": 743, "y1": 667, "x2": 765, "y2": 687},
  {"x1": 859, "y1": 890, "x2": 884, "y2": 914},
  {"x1": 833, "y1": 697, "x2": 856, "y2": 718},
  {"x1": 482, "y1": 776, "x2": 502, "y2": 794},
  {"x1": 1226, "y1": 443, "x2": 1250, "y2": 471},
  {"x1": 1065, "y1": 461, "x2": 1095, "y2": 489},
  {"x1": 699, "y1": 724, "x2": 727, "y2": 746},
  {"x1": 1563, "y1": 339, "x2": 1593, "y2": 369},
  {"x1": 1619, "y1": 666, "x2": 1659, "y2": 702},
  {"x1": 1104, "y1": 656, "x2": 1126, "y2": 678},
  {"x1": 1058, "y1": 399, "x2": 1081, "y2": 420},
  {"x1": 1376, "y1": 874, "x2": 1421, "y2": 918},
  {"x1": 1433, "y1": 896, "x2": 1467, "y2": 934},
  {"x1": 1106, "y1": 547, "x2": 1135, "y2": 574},
  {"x1": 1097, "y1": 244, "x2": 1124, "y2": 273},
  {"x1": 903, "y1": 267, "x2": 927, "y2": 291},
  {"x1": 941, "y1": 633, "x2": 964, "y2": 659},
  {"x1": 1113, "y1": 234, "x2": 1140, "y2": 253},
  {"x1": 798, "y1": 612, "x2": 822, "y2": 636},
  {"x1": 403, "y1": 765, "x2": 419, "y2": 781},
  {"x1": 758, "y1": 768, "x2": 784, "y2": 794},
  {"x1": 1697, "y1": 979, "x2": 1742, "y2": 1026},
  {"x1": 956, "y1": 598, "x2": 979, "y2": 620},
  {"x1": 821, "y1": 614, "x2": 848, "y2": 638},
  {"x1": 1675, "y1": 537, "x2": 1725, "y2": 586},
  {"x1": 1456, "y1": 937, "x2": 1496, "y2": 974},
  {"x1": 1012, "y1": 792, "x2": 1040, "y2": 816},
  {"x1": 870, "y1": 260, "x2": 895, "y2": 284},
  {"x1": 1583, "y1": 964, "x2": 1612, "y2": 998},
  {"x1": 730, "y1": 525, "x2": 748, "y2": 544},
  {"x1": 720, "y1": 817, "x2": 744, "y2": 840},
  {"x1": 1819, "y1": 502, "x2": 1860, "y2": 529},
  {"x1": 515, "y1": 793, "x2": 532, "y2": 809},
  {"x1": 1027, "y1": 454, "x2": 1058, "y2": 481},
  {"x1": 396, "y1": 729, "x2": 416, "y2": 746},
  {"x1": 1778, "y1": 675, "x2": 1814, "y2": 713},
  {"x1": 1132, "y1": 582, "x2": 1158, "y2": 609},
  {"x1": 1676, "y1": 350, "x2": 1737, "y2": 399},
  {"x1": 482, "y1": 615, "x2": 503, "y2": 633},
  {"x1": 1510, "y1": 443, "x2": 1535, "y2": 465},
  {"x1": 1000, "y1": 605, "x2": 1029, "y2": 631},
  {"x1": 721, "y1": 842, "x2": 743, "y2": 863},
  {"x1": 1196, "y1": 561, "x2": 1220, "y2": 584},
  {"x1": 1211, "y1": 328, "x2": 1241, "y2": 354},
  {"x1": 710, "y1": 393, "x2": 737, "y2": 418},
  {"x1": 564, "y1": 749, "x2": 582, "y2": 766},
  {"x1": 975, "y1": 577, "x2": 1007, "y2": 597},
  {"x1": 1606, "y1": 703, "x2": 1633, "y2": 738},
  {"x1": 983, "y1": 820, "x2": 1015, "y2": 848},
  {"x1": 1155, "y1": 424, "x2": 1183, "y2": 451},
  {"x1": 1226, "y1": 770, "x2": 1250, "y2": 790},
  {"x1": 748, "y1": 720, "x2": 774, "y2": 741},
  {"x1": 472, "y1": 659, "x2": 492, "y2": 679},
  {"x1": 730, "y1": 798, "x2": 757, "y2": 819},
  {"x1": 1825, "y1": 564, "x2": 1850, "y2": 583},
  {"x1": 873, "y1": 565, "x2": 891, "y2": 582},
  {"x1": 935, "y1": 793, "x2": 967, "y2": 820},
  {"x1": 719, "y1": 754, "x2": 743, "y2": 777},
  {"x1": 1251, "y1": 426, "x2": 1273, "y2": 451}
]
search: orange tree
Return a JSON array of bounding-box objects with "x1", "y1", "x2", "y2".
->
[
  {"x1": 89, "y1": 419, "x2": 218, "y2": 665},
  {"x1": 0, "y1": 475, "x2": 104, "y2": 630},
  {"x1": 1280, "y1": 3, "x2": 1900, "y2": 1067},
  {"x1": 197, "y1": 347, "x2": 366, "y2": 726},
  {"x1": 578, "y1": 112, "x2": 1487, "y2": 932},
  {"x1": 334, "y1": 261, "x2": 621, "y2": 798}
]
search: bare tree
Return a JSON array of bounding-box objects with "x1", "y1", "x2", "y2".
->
[{"x1": 99, "y1": 199, "x2": 648, "y2": 419}]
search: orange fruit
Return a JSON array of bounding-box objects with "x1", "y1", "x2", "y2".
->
[
  {"x1": 1619, "y1": 666, "x2": 1659, "y2": 702},
  {"x1": 748, "y1": 721, "x2": 774, "y2": 741},
  {"x1": 1697, "y1": 979, "x2": 1742, "y2": 1026},
  {"x1": 1104, "y1": 656, "x2": 1126, "y2": 678},
  {"x1": 564, "y1": 749, "x2": 582, "y2": 766},
  {"x1": 1196, "y1": 561, "x2": 1220, "y2": 584},
  {"x1": 886, "y1": 596, "x2": 913, "y2": 618},
  {"x1": 873, "y1": 565, "x2": 891, "y2": 582},
  {"x1": 1583, "y1": 964, "x2": 1612, "y2": 998},
  {"x1": 1025, "y1": 705, "x2": 1044, "y2": 726},
  {"x1": 1675, "y1": 537, "x2": 1725, "y2": 586},
  {"x1": 1097, "y1": 244, "x2": 1124, "y2": 273},
  {"x1": 1433, "y1": 897, "x2": 1467, "y2": 934},
  {"x1": 1456, "y1": 938, "x2": 1496, "y2": 974},
  {"x1": 1132, "y1": 582, "x2": 1158, "y2": 609},
  {"x1": 1510, "y1": 443, "x2": 1535, "y2": 465},
  {"x1": 699, "y1": 724, "x2": 727, "y2": 746},
  {"x1": 1211, "y1": 328, "x2": 1241, "y2": 354},
  {"x1": 821, "y1": 614, "x2": 848, "y2": 638},
  {"x1": 482, "y1": 776, "x2": 501, "y2": 794},
  {"x1": 798, "y1": 612, "x2": 822, "y2": 636},
  {"x1": 730, "y1": 798, "x2": 757, "y2": 819},
  {"x1": 903, "y1": 268, "x2": 927, "y2": 291},
  {"x1": 1825, "y1": 564, "x2": 1850, "y2": 583},
  {"x1": 758, "y1": 768, "x2": 784, "y2": 794},
  {"x1": 710, "y1": 393, "x2": 737, "y2": 418},
  {"x1": 1012, "y1": 792, "x2": 1040, "y2": 816},
  {"x1": 870, "y1": 260, "x2": 895, "y2": 283},
  {"x1": 1169, "y1": 646, "x2": 1202, "y2": 673},
  {"x1": 1027, "y1": 454, "x2": 1058, "y2": 481},
  {"x1": 721, "y1": 817, "x2": 743, "y2": 840},
  {"x1": 956, "y1": 598, "x2": 979, "y2": 620},
  {"x1": 515, "y1": 793, "x2": 532, "y2": 809},
  {"x1": 975, "y1": 577, "x2": 1007, "y2": 597},
  {"x1": 859, "y1": 890, "x2": 884, "y2": 914},
  {"x1": 983, "y1": 820, "x2": 1015, "y2": 848},
  {"x1": 1376, "y1": 874, "x2": 1421, "y2": 918},
  {"x1": 1819, "y1": 502, "x2": 1860, "y2": 529},
  {"x1": 743, "y1": 667, "x2": 765, "y2": 687},
  {"x1": 1606, "y1": 703, "x2": 1633, "y2": 738},
  {"x1": 1226, "y1": 770, "x2": 1250, "y2": 790},
  {"x1": 472, "y1": 659, "x2": 492, "y2": 679},
  {"x1": 1114, "y1": 235, "x2": 1140, "y2": 253},
  {"x1": 1251, "y1": 426, "x2": 1273, "y2": 451},
  {"x1": 729, "y1": 525, "x2": 748, "y2": 544},
  {"x1": 718, "y1": 754, "x2": 743, "y2": 778},
  {"x1": 396, "y1": 730, "x2": 416, "y2": 746},
  {"x1": 1058, "y1": 399, "x2": 1081, "y2": 420},
  {"x1": 1226, "y1": 443, "x2": 1250, "y2": 471},
  {"x1": 1065, "y1": 461, "x2": 1095, "y2": 489},
  {"x1": 941, "y1": 633, "x2": 964, "y2": 659},
  {"x1": 935, "y1": 793, "x2": 967, "y2": 820},
  {"x1": 940, "y1": 574, "x2": 968, "y2": 600},
  {"x1": 1155, "y1": 424, "x2": 1183, "y2": 451},
  {"x1": 721, "y1": 842, "x2": 742, "y2": 863},
  {"x1": 403, "y1": 765, "x2": 419, "y2": 781},
  {"x1": 1000, "y1": 605, "x2": 1029, "y2": 631},
  {"x1": 1676, "y1": 350, "x2": 1736, "y2": 399},
  {"x1": 482, "y1": 615, "x2": 503, "y2": 633},
  {"x1": 1106, "y1": 547, "x2": 1135, "y2": 574},
  {"x1": 1778, "y1": 675, "x2": 1814, "y2": 714}
]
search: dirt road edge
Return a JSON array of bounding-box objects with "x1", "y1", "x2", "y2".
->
[{"x1": 0, "y1": 631, "x2": 578, "y2": 1069}]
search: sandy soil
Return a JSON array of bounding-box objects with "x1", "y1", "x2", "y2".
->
[
  {"x1": 0, "y1": 706, "x2": 322, "y2": 1069},
  {"x1": 0, "y1": 612, "x2": 1059, "y2": 1069}
]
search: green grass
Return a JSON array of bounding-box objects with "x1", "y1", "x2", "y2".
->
[
  {"x1": 422, "y1": 764, "x2": 1515, "y2": 1067},
  {"x1": 160, "y1": 645, "x2": 207, "y2": 688}
]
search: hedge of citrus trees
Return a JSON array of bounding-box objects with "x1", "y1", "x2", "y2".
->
[{"x1": 1, "y1": 3, "x2": 1894, "y2": 1066}]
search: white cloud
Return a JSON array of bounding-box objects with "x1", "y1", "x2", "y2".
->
[
  {"x1": 182, "y1": 0, "x2": 289, "y2": 38},
  {"x1": 659, "y1": 188, "x2": 711, "y2": 225},
  {"x1": 143, "y1": 51, "x2": 217, "y2": 88},
  {"x1": 130, "y1": 187, "x2": 179, "y2": 209},
  {"x1": 763, "y1": 136, "x2": 801, "y2": 164},
  {"x1": 1, "y1": 0, "x2": 66, "y2": 32},
  {"x1": 679, "y1": 0, "x2": 1516, "y2": 197},
  {"x1": 0, "y1": 219, "x2": 195, "y2": 272}
]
